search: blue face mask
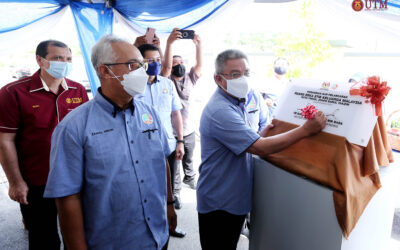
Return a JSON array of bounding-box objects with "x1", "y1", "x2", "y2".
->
[
  {"x1": 146, "y1": 61, "x2": 161, "y2": 76},
  {"x1": 43, "y1": 59, "x2": 72, "y2": 79}
]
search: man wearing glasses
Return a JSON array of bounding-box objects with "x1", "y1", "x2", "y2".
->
[
  {"x1": 0, "y1": 40, "x2": 88, "y2": 249},
  {"x1": 137, "y1": 44, "x2": 186, "y2": 238},
  {"x1": 43, "y1": 35, "x2": 177, "y2": 249},
  {"x1": 197, "y1": 49, "x2": 327, "y2": 249}
]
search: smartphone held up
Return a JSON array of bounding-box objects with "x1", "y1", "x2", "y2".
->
[
  {"x1": 145, "y1": 27, "x2": 156, "y2": 43},
  {"x1": 178, "y1": 30, "x2": 195, "y2": 39}
]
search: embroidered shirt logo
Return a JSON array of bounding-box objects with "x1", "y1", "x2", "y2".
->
[
  {"x1": 162, "y1": 89, "x2": 168, "y2": 94},
  {"x1": 32, "y1": 105, "x2": 40, "y2": 108},
  {"x1": 66, "y1": 97, "x2": 82, "y2": 104},
  {"x1": 248, "y1": 96, "x2": 257, "y2": 109},
  {"x1": 91, "y1": 128, "x2": 114, "y2": 136},
  {"x1": 142, "y1": 113, "x2": 153, "y2": 125}
]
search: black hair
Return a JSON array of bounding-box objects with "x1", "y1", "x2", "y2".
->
[
  {"x1": 137, "y1": 44, "x2": 160, "y2": 57},
  {"x1": 35, "y1": 40, "x2": 70, "y2": 58},
  {"x1": 173, "y1": 55, "x2": 182, "y2": 59}
]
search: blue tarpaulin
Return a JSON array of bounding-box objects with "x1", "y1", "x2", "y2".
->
[
  {"x1": 0, "y1": 0, "x2": 399, "y2": 93},
  {"x1": 0, "y1": 0, "x2": 230, "y2": 94}
]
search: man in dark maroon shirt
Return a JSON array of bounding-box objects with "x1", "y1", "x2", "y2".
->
[{"x1": 0, "y1": 40, "x2": 89, "y2": 249}]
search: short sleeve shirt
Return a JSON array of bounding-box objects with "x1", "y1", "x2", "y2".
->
[
  {"x1": 137, "y1": 75, "x2": 182, "y2": 152},
  {"x1": 44, "y1": 90, "x2": 172, "y2": 249},
  {"x1": 197, "y1": 88, "x2": 260, "y2": 215},
  {"x1": 169, "y1": 67, "x2": 199, "y2": 136},
  {"x1": 0, "y1": 70, "x2": 89, "y2": 186},
  {"x1": 245, "y1": 89, "x2": 268, "y2": 132}
]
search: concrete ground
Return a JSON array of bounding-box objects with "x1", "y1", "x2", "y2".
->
[{"x1": 0, "y1": 172, "x2": 249, "y2": 250}]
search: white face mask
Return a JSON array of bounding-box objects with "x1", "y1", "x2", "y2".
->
[
  {"x1": 43, "y1": 59, "x2": 72, "y2": 79},
  {"x1": 221, "y1": 75, "x2": 250, "y2": 99},
  {"x1": 108, "y1": 66, "x2": 148, "y2": 97}
]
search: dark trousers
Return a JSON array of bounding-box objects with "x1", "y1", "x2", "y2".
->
[
  {"x1": 162, "y1": 238, "x2": 169, "y2": 250},
  {"x1": 20, "y1": 185, "x2": 61, "y2": 250},
  {"x1": 167, "y1": 151, "x2": 179, "y2": 194},
  {"x1": 174, "y1": 132, "x2": 196, "y2": 194},
  {"x1": 198, "y1": 210, "x2": 246, "y2": 250}
]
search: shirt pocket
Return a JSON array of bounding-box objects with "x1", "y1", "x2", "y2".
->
[
  {"x1": 158, "y1": 91, "x2": 173, "y2": 112},
  {"x1": 92, "y1": 129, "x2": 128, "y2": 168},
  {"x1": 25, "y1": 106, "x2": 53, "y2": 128}
]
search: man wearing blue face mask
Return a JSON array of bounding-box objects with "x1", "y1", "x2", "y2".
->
[
  {"x1": 0, "y1": 40, "x2": 88, "y2": 249},
  {"x1": 197, "y1": 49, "x2": 327, "y2": 250},
  {"x1": 137, "y1": 43, "x2": 186, "y2": 238}
]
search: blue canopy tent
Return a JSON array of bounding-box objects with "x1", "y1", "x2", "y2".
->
[
  {"x1": 1, "y1": 0, "x2": 400, "y2": 95},
  {"x1": 0, "y1": 0, "x2": 231, "y2": 94}
]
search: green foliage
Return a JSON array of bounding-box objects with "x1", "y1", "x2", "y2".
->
[
  {"x1": 69, "y1": 44, "x2": 82, "y2": 56},
  {"x1": 270, "y1": 0, "x2": 332, "y2": 78},
  {"x1": 392, "y1": 120, "x2": 400, "y2": 129},
  {"x1": 223, "y1": 0, "x2": 332, "y2": 78}
]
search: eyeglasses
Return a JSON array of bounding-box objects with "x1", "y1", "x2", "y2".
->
[
  {"x1": 104, "y1": 61, "x2": 148, "y2": 71},
  {"x1": 220, "y1": 71, "x2": 250, "y2": 79},
  {"x1": 144, "y1": 58, "x2": 162, "y2": 64}
]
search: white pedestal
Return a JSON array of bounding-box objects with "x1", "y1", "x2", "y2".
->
[{"x1": 250, "y1": 153, "x2": 400, "y2": 250}]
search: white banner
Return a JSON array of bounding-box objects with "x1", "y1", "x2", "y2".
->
[{"x1": 274, "y1": 79, "x2": 377, "y2": 147}]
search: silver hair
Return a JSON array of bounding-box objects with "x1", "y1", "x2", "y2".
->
[
  {"x1": 91, "y1": 34, "x2": 130, "y2": 77},
  {"x1": 215, "y1": 49, "x2": 248, "y2": 74}
]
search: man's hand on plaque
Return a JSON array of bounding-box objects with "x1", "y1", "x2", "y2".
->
[{"x1": 302, "y1": 111, "x2": 327, "y2": 136}]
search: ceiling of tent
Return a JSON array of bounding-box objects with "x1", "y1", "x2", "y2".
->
[{"x1": 0, "y1": 0, "x2": 399, "y2": 93}]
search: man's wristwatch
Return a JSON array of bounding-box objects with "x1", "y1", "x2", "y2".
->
[
  {"x1": 167, "y1": 200, "x2": 176, "y2": 205},
  {"x1": 177, "y1": 139, "x2": 185, "y2": 144}
]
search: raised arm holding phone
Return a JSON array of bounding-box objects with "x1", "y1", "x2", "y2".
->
[
  {"x1": 162, "y1": 28, "x2": 203, "y2": 212},
  {"x1": 134, "y1": 27, "x2": 164, "y2": 61}
]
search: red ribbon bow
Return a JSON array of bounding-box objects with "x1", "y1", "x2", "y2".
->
[
  {"x1": 349, "y1": 76, "x2": 391, "y2": 116},
  {"x1": 301, "y1": 104, "x2": 318, "y2": 120}
]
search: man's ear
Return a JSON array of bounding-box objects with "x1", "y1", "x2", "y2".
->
[
  {"x1": 214, "y1": 73, "x2": 222, "y2": 84},
  {"x1": 36, "y1": 55, "x2": 45, "y2": 68},
  {"x1": 98, "y1": 65, "x2": 113, "y2": 79}
]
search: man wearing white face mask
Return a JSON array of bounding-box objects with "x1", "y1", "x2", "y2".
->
[
  {"x1": 0, "y1": 39, "x2": 88, "y2": 249},
  {"x1": 43, "y1": 35, "x2": 177, "y2": 250},
  {"x1": 197, "y1": 49, "x2": 327, "y2": 250}
]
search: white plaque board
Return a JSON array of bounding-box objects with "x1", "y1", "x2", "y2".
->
[{"x1": 274, "y1": 79, "x2": 377, "y2": 147}]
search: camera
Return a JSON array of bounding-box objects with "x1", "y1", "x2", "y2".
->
[{"x1": 178, "y1": 30, "x2": 194, "y2": 39}]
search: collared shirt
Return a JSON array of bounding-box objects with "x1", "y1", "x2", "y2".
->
[
  {"x1": 197, "y1": 87, "x2": 260, "y2": 215},
  {"x1": 44, "y1": 90, "x2": 172, "y2": 249},
  {"x1": 137, "y1": 75, "x2": 182, "y2": 152},
  {"x1": 169, "y1": 67, "x2": 199, "y2": 136},
  {"x1": 245, "y1": 89, "x2": 268, "y2": 132},
  {"x1": 0, "y1": 70, "x2": 89, "y2": 186}
]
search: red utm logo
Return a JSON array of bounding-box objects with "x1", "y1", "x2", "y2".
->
[
  {"x1": 352, "y1": 0, "x2": 388, "y2": 11},
  {"x1": 352, "y1": 0, "x2": 364, "y2": 11}
]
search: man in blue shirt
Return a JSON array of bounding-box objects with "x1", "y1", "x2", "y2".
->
[
  {"x1": 137, "y1": 44, "x2": 186, "y2": 238},
  {"x1": 44, "y1": 35, "x2": 177, "y2": 250},
  {"x1": 197, "y1": 49, "x2": 326, "y2": 250}
]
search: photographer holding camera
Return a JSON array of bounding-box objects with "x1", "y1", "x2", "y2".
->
[{"x1": 162, "y1": 28, "x2": 202, "y2": 208}]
